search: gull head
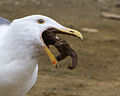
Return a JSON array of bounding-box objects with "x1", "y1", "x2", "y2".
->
[{"x1": 8, "y1": 15, "x2": 83, "y2": 67}]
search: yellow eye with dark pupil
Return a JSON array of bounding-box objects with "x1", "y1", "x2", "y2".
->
[{"x1": 37, "y1": 19, "x2": 44, "y2": 24}]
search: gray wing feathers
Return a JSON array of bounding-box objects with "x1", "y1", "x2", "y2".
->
[{"x1": 0, "y1": 17, "x2": 11, "y2": 25}]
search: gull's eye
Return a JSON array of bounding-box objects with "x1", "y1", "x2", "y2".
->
[{"x1": 37, "y1": 19, "x2": 45, "y2": 24}]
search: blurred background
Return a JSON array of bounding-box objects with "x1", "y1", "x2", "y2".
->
[{"x1": 1, "y1": 0, "x2": 120, "y2": 96}]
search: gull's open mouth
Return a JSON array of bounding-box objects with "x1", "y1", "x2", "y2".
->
[{"x1": 42, "y1": 28, "x2": 78, "y2": 69}]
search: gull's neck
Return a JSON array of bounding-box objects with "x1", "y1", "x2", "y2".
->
[
  {"x1": 0, "y1": 24, "x2": 43, "y2": 96},
  {"x1": 0, "y1": 23, "x2": 44, "y2": 74}
]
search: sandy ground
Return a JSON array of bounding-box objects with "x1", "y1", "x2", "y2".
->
[{"x1": 0, "y1": 0, "x2": 120, "y2": 96}]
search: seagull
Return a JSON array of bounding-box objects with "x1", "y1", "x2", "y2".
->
[{"x1": 0, "y1": 15, "x2": 83, "y2": 96}]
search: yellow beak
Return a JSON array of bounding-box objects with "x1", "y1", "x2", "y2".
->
[
  {"x1": 44, "y1": 44, "x2": 58, "y2": 66},
  {"x1": 57, "y1": 27, "x2": 83, "y2": 40},
  {"x1": 43, "y1": 27, "x2": 83, "y2": 67}
]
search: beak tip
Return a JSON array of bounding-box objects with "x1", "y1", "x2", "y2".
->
[
  {"x1": 79, "y1": 35, "x2": 83, "y2": 41},
  {"x1": 81, "y1": 37, "x2": 84, "y2": 41}
]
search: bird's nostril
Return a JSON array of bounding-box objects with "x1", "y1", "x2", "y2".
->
[{"x1": 70, "y1": 30, "x2": 74, "y2": 33}]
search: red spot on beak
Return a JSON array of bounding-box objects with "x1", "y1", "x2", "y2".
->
[{"x1": 52, "y1": 60, "x2": 57, "y2": 65}]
